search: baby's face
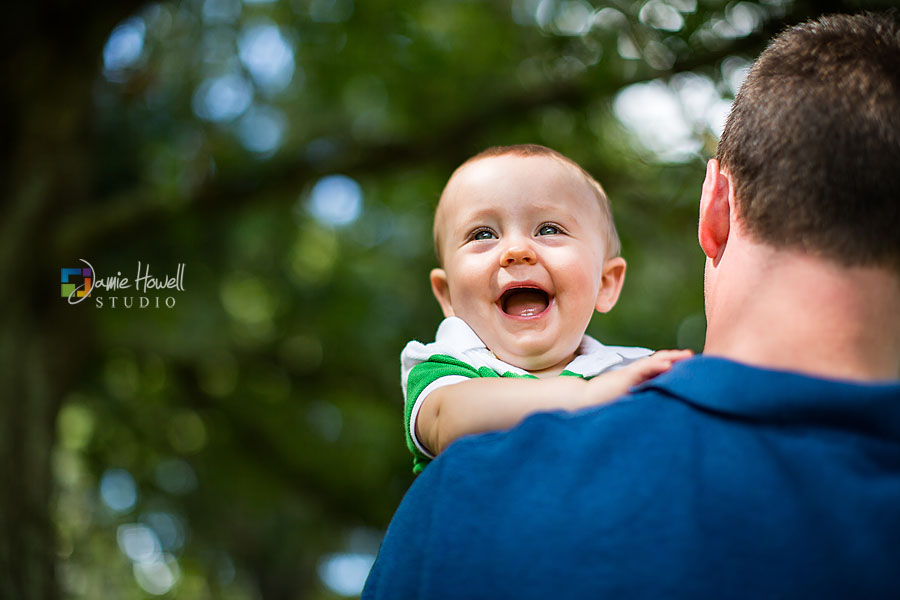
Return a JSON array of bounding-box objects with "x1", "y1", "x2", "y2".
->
[{"x1": 431, "y1": 154, "x2": 622, "y2": 374}]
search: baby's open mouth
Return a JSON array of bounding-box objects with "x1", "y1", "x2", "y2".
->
[{"x1": 500, "y1": 287, "x2": 550, "y2": 318}]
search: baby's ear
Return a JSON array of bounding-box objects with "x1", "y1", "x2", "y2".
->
[
  {"x1": 430, "y1": 269, "x2": 455, "y2": 318},
  {"x1": 595, "y1": 257, "x2": 626, "y2": 313}
]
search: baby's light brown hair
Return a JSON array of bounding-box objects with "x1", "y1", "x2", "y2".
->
[{"x1": 433, "y1": 144, "x2": 621, "y2": 265}]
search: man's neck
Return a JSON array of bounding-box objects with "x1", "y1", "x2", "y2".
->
[{"x1": 704, "y1": 250, "x2": 900, "y2": 382}]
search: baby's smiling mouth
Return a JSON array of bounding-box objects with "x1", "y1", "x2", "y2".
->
[{"x1": 499, "y1": 287, "x2": 551, "y2": 318}]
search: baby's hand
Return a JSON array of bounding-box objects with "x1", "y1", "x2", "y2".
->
[{"x1": 577, "y1": 350, "x2": 693, "y2": 409}]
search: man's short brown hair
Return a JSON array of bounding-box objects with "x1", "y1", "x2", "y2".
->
[
  {"x1": 717, "y1": 12, "x2": 900, "y2": 270},
  {"x1": 434, "y1": 144, "x2": 620, "y2": 265}
]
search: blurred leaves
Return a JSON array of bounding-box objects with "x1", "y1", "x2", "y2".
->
[{"x1": 4, "y1": 0, "x2": 895, "y2": 598}]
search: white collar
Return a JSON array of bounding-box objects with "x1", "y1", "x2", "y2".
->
[{"x1": 434, "y1": 317, "x2": 638, "y2": 378}]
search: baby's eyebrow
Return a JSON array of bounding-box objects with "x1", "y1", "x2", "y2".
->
[
  {"x1": 523, "y1": 203, "x2": 565, "y2": 214},
  {"x1": 457, "y1": 207, "x2": 498, "y2": 222},
  {"x1": 450, "y1": 209, "x2": 498, "y2": 235}
]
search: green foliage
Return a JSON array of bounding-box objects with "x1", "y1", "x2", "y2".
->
[{"x1": 3, "y1": 0, "x2": 890, "y2": 598}]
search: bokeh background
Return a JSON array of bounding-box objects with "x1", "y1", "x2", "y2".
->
[{"x1": 3, "y1": 0, "x2": 895, "y2": 598}]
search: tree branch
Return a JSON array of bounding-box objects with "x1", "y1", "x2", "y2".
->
[{"x1": 57, "y1": 0, "x2": 851, "y2": 254}]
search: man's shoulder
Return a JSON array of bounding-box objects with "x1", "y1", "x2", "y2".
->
[
  {"x1": 437, "y1": 354, "x2": 900, "y2": 474},
  {"x1": 433, "y1": 370, "x2": 699, "y2": 494},
  {"x1": 374, "y1": 357, "x2": 900, "y2": 599}
]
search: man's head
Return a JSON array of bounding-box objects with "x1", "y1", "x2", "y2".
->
[
  {"x1": 699, "y1": 12, "x2": 900, "y2": 378},
  {"x1": 715, "y1": 12, "x2": 900, "y2": 269},
  {"x1": 430, "y1": 145, "x2": 626, "y2": 374}
]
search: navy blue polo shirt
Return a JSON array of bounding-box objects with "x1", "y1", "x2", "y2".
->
[{"x1": 364, "y1": 356, "x2": 900, "y2": 599}]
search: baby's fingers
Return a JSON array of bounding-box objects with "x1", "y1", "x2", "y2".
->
[
  {"x1": 651, "y1": 349, "x2": 693, "y2": 364},
  {"x1": 628, "y1": 349, "x2": 693, "y2": 382}
]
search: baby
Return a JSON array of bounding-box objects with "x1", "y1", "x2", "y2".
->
[{"x1": 402, "y1": 144, "x2": 689, "y2": 473}]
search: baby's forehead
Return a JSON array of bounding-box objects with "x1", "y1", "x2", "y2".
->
[
  {"x1": 450, "y1": 153, "x2": 580, "y2": 187},
  {"x1": 434, "y1": 153, "x2": 600, "y2": 240},
  {"x1": 439, "y1": 154, "x2": 592, "y2": 213}
]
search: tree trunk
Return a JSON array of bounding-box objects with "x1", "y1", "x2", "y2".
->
[{"x1": 0, "y1": 3, "x2": 143, "y2": 597}]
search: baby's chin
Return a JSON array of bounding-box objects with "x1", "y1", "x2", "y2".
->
[{"x1": 493, "y1": 347, "x2": 577, "y2": 377}]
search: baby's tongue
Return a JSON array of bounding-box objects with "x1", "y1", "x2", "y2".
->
[{"x1": 504, "y1": 290, "x2": 548, "y2": 317}]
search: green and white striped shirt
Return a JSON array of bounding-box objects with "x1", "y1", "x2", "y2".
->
[{"x1": 401, "y1": 317, "x2": 652, "y2": 473}]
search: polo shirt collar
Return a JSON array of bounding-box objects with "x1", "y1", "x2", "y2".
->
[
  {"x1": 434, "y1": 317, "x2": 489, "y2": 352},
  {"x1": 566, "y1": 335, "x2": 629, "y2": 376},
  {"x1": 637, "y1": 356, "x2": 900, "y2": 440},
  {"x1": 433, "y1": 317, "x2": 631, "y2": 378}
]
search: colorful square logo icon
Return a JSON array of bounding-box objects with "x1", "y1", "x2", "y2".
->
[{"x1": 61, "y1": 266, "x2": 93, "y2": 299}]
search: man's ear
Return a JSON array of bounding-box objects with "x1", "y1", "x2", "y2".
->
[
  {"x1": 429, "y1": 268, "x2": 455, "y2": 318},
  {"x1": 698, "y1": 159, "x2": 732, "y2": 264},
  {"x1": 595, "y1": 257, "x2": 626, "y2": 314}
]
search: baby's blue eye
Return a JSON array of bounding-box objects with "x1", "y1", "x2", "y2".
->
[
  {"x1": 473, "y1": 229, "x2": 496, "y2": 241},
  {"x1": 538, "y1": 224, "x2": 559, "y2": 236}
]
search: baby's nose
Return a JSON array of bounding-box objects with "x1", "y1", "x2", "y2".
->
[{"x1": 500, "y1": 243, "x2": 537, "y2": 266}]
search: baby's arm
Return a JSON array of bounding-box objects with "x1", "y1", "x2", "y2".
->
[{"x1": 416, "y1": 349, "x2": 691, "y2": 455}]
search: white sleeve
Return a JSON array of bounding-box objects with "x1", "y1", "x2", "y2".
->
[{"x1": 407, "y1": 375, "x2": 470, "y2": 459}]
